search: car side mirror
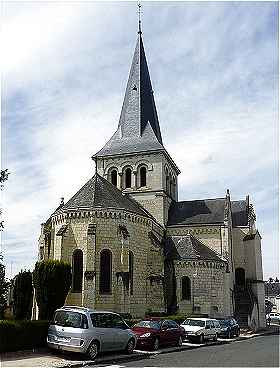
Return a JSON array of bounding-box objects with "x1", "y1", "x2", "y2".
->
[{"x1": 161, "y1": 325, "x2": 168, "y2": 330}]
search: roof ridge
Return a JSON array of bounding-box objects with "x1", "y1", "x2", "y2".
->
[{"x1": 176, "y1": 197, "x2": 226, "y2": 203}]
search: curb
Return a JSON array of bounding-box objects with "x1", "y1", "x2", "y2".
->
[{"x1": 56, "y1": 340, "x2": 230, "y2": 368}]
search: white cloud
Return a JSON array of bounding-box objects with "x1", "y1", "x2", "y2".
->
[{"x1": 1, "y1": 1, "x2": 278, "y2": 280}]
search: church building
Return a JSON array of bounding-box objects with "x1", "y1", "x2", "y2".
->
[{"x1": 38, "y1": 22, "x2": 265, "y2": 329}]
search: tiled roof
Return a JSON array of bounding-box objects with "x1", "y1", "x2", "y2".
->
[
  {"x1": 231, "y1": 200, "x2": 248, "y2": 226},
  {"x1": 167, "y1": 198, "x2": 226, "y2": 226},
  {"x1": 54, "y1": 174, "x2": 148, "y2": 217},
  {"x1": 164, "y1": 233, "x2": 225, "y2": 262},
  {"x1": 94, "y1": 34, "x2": 164, "y2": 158}
]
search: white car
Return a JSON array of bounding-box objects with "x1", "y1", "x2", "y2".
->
[
  {"x1": 266, "y1": 312, "x2": 280, "y2": 323},
  {"x1": 180, "y1": 318, "x2": 221, "y2": 343}
]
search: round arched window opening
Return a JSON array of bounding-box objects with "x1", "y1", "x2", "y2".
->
[
  {"x1": 72, "y1": 249, "x2": 83, "y2": 293},
  {"x1": 100, "y1": 249, "x2": 112, "y2": 294},
  {"x1": 182, "y1": 276, "x2": 191, "y2": 301},
  {"x1": 140, "y1": 167, "x2": 147, "y2": 187},
  {"x1": 125, "y1": 168, "x2": 132, "y2": 188},
  {"x1": 110, "y1": 169, "x2": 117, "y2": 187}
]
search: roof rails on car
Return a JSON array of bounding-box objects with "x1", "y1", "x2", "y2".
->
[{"x1": 61, "y1": 305, "x2": 92, "y2": 312}]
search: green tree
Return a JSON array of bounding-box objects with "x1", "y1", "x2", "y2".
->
[
  {"x1": 13, "y1": 270, "x2": 33, "y2": 320},
  {"x1": 0, "y1": 255, "x2": 9, "y2": 319},
  {"x1": 33, "y1": 260, "x2": 72, "y2": 320}
]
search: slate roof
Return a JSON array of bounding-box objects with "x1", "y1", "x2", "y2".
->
[
  {"x1": 167, "y1": 198, "x2": 226, "y2": 226},
  {"x1": 164, "y1": 233, "x2": 225, "y2": 262},
  {"x1": 231, "y1": 200, "x2": 248, "y2": 226},
  {"x1": 167, "y1": 198, "x2": 249, "y2": 227},
  {"x1": 94, "y1": 33, "x2": 164, "y2": 158},
  {"x1": 54, "y1": 174, "x2": 148, "y2": 217}
]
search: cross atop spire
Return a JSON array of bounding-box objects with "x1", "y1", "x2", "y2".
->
[{"x1": 138, "y1": 2, "x2": 142, "y2": 34}]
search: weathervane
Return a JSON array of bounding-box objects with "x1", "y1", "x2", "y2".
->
[{"x1": 138, "y1": 2, "x2": 142, "y2": 34}]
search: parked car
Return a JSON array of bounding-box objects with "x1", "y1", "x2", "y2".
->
[
  {"x1": 47, "y1": 306, "x2": 137, "y2": 359},
  {"x1": 216, "y1": 318, "x2": 240, "y2": 338},
  {"x1": 132, "y1": 319, "x2": 185, "y2": 350},
  {"x1": 266, "y1": 312, "x2": 280, "y2": 324},
  {"x1": 180, "y1": 318, "x2": 221, "y2": 343}
]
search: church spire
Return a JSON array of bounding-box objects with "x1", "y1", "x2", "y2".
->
[
  {"x1": 94, "y1": 11, "x2": 164, "y2": 158},
  {"x1": 138, "y1": 2, "x2": 142, "y2": 35}
]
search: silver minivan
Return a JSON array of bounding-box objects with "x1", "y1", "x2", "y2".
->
[{"x1": 47, "y1": 306, "x2": 137, "y2": 359}]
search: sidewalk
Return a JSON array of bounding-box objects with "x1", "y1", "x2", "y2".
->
[{"x1": 1, "y1": 325, "x2": 279, "y2": 368}]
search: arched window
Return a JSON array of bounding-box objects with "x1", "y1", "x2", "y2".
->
[
  {"x1": 166, "y1": 174, "x2": 169, "y2": 195},
  {"x1": 129, "y1": 251, "x2": 134, "y2": 295},
  {"x1": 125, "y1": 168, "x2": 132, "y2": 188},
  {"x1": 110, "y1": 169, "x2": 117, "y2": 187},
  {"x1": 100, "y1": 249, "x2": 112, "y2": 294},
  {"x1": 182, "y1": 276, "x2": 191, "y2": 300},
  {"x1": 72, "y1": 249, "x2": 83, "y2": 292},
  {"x1": 170, "y1": 179, "x2": 173, "y2": 197},
  {"x1": 140, "y1": 167, "x2": 147, "y2": 187}
]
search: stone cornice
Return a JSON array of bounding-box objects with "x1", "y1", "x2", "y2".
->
[
  {"x1": 51, "y1": 208, "x2": 152, "y2": 227},
  {"x1": 167, "y1": 227, "x2": 220, "y2": 235},
  {"x1": 175, "y1": 260, "x2": 225, "y2": 269}
]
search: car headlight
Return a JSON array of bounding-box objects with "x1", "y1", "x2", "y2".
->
[{"x1": 140, "y1": 332, "x2": 151, "y2": 338}]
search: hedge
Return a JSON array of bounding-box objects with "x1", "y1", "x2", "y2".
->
[{"x1": 0, "y1": 320, "x2": 49, "y2": 352}]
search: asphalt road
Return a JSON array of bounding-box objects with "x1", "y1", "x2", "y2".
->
[{"x1": 96, "y1": 335, "x2": 279, "y2": 367}]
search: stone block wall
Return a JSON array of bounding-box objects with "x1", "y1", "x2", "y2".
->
[
  {"x1": 174, "y1": 260, "x2": 227, "y2": 316},
  {"x1": 50, "y1": 209, "x2": 164, "y2": 317}
]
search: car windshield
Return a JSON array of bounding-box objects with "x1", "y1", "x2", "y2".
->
[
  {"x1": 182, "y1": 319, "x2": 205, "y2": 327},
  {"x1": 133, "y1": 320, "x2": 161, "y2": 330},
  {"x1": 219, "y1": 320, "x2": 231, "y2": 327},
  {"x1": 52, "y1": 310, "x2": 88, "y2": 329}
]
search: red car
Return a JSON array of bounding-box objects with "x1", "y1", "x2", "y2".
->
[{"x1": 132, "y1": 319, "x2": 185, "y2": 351}]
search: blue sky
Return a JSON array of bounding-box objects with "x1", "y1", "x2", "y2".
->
[{"x1": 1, "y1": 1, "x2": 278, "y2": 280}]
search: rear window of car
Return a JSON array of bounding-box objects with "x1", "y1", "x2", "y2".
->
[
  {"x1": 182, "y1": 319, "x2": 205, "y2": 327},
  {"x1": 52, "y1": 310, "x2": 88, "y2": 329},
  {"x1": 133, "y1": 320, "x2": 161, "y2": 330}
]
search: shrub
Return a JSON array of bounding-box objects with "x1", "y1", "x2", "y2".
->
[
  {"x1": 13, "y1": 270, "x2": 33, "y2": 320},
  {"x1": 0, "y1": 319, "x2": 49, "y2": 352},
  {"x1": 33, "y1": 260, "x2": 72, "y2": 320}
]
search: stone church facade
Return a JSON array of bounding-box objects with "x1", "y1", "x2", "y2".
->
[{"x1": 38, "y1": 27, "x2": 265, "y2": 328}]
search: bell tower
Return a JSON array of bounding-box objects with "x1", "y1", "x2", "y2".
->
[{"x1": 92, "y1": 18, "x2": 180, "y2": 226}]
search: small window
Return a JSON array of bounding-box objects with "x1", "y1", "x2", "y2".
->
[
  {"x1": 99, "y1": 249, "x2": 112, "y2": 294},
  {"x1": 140, "y1": 167, "x2": 147, "y2": 187},
  {"x1": 125, "y1": 168, "x2": 132, "y2": 188},
  {"x1": 182, "y1": 276, "x2": 191, "y2": 300},
  {"x1": 194, "y1": 306, "x2": 201, "y2": 313},
  {"x1": 129, "y1": 251, "x2": 134, "y2": 295},
  {"x1": 111, "y1": 170, "x2": 117, "y2": 186},
  {"x1": 72, "y1": 249, "x2": 83, "y2": 292},
  {"x1": 166, "y1": 174, "x2": 169, "y2": 194}
]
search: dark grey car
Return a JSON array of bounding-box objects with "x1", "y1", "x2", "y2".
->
[{"x1": 47, "y1": 306, "x2": 137, "y2": 359}]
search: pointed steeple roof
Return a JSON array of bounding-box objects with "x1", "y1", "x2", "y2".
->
[{"x1": 94, "y1": 32, "x2": 164, "y2": 157}]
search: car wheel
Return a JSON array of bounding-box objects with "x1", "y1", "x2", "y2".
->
[
  {"x1": 177, "y1": 336, "x2": 183, "y2": 347},
  {"x1": 87, "y1": 341, "x2": 99, "y2": 360},
  {"x1": 152, "y1": 337, "x2": 160, "y2": 351},
  {"x1": 198, "y1": 334, "x2": 204, "y2": 344},
  {"x1": 125, "y1": 338, "x2": 135, "y2": 354}
]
